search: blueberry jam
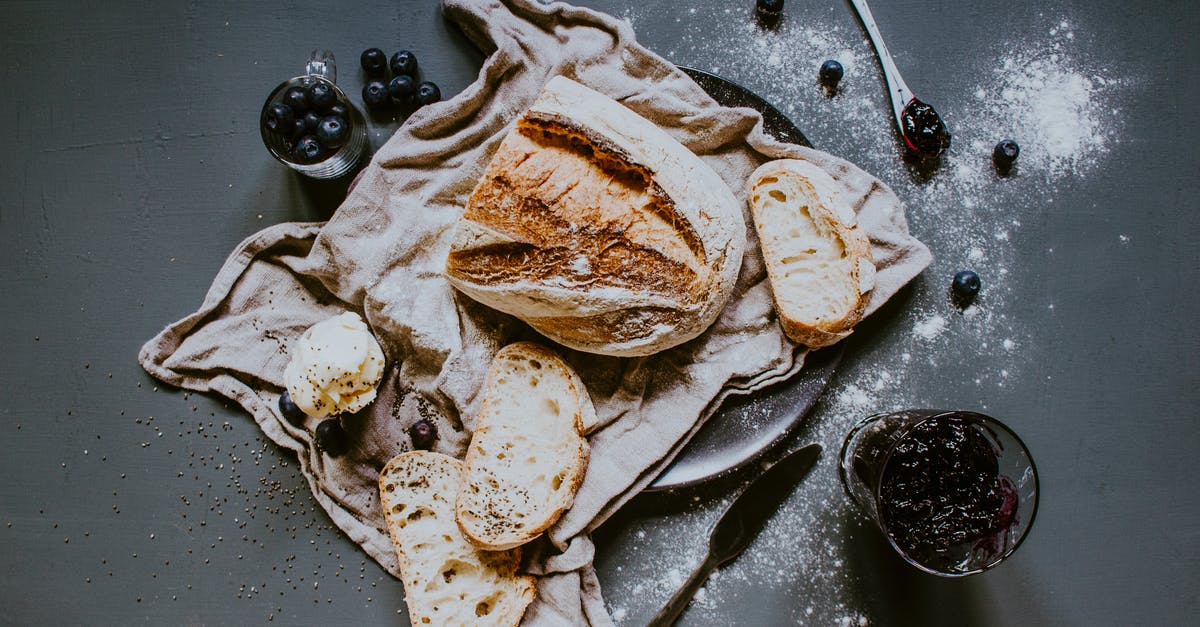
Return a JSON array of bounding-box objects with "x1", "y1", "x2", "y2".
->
[
  {"x1": 878, "y1": 414, "x2": 1016, "y2": 572},
  {"x1": 900, "y1": 98, "x2": 951, "y2": 159}
]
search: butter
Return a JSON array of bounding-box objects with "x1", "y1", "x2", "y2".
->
[{"x1": 283, "y1": 312, "x2": 385, "y2": 418}]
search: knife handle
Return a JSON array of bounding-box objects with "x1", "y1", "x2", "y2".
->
[{"x1": 646, "y1": 554, "x2": 717, "y2": 627}]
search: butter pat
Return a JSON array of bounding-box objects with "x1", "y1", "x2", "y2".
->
[{"x1": 284, "y1": 312, "x2": 385, "y2": 418}]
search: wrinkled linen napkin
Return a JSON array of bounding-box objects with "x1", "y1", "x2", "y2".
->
[{"x1": 139, "y1": 0, "x2": 931, "y2": 623}]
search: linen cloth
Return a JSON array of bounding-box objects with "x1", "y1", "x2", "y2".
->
[{"x1": 140, "y1": 0, "x2": 932, "y2": 623}]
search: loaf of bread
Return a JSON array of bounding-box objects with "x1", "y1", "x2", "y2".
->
[
  {"x1": 379, "y1": 451, "x2": 535, "y2": 627},
  {"x1": 444, "y1": 76, "x2": 746, "y2": 357},
  {"x1": 456, "y1": 342, "x2": 594, "y2": 551},
  {"x1": 746, "y1": 159, "x2": 876, "y2": 348}
]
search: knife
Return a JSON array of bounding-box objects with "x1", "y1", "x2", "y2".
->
[{"x1": 647, "y1": 443, "x2": 823, "y2": 627}]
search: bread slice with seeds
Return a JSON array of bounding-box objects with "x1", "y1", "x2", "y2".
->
[
  {"x1": 456, "y1": 342, "x2": 595, "y2": 551},
  {"x1": 379, "y1": 451, "x2": 535, "y2": 627},
  {"x1": 747, "y1": 159, "x2": 876, "y2": 348}
]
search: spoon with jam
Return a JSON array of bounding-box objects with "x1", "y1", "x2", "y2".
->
[{"x1": 848, "y1": 0, "x2": 951, "y2": 160}]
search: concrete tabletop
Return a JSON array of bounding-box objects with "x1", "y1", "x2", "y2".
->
[{"x1": 2, "y1": 0, "x2": 1196, "y2": 625}]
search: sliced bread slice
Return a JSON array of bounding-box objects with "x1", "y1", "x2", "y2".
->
[
  {"x1": 456, "y1": 342, "x2": 595, "y2": 551},
  {"x1": 747, "y1": 159, "x2": 876, "y2": 348},
  {"x1": 378, "y1": 451, "x2": 535, "y2": 627}
]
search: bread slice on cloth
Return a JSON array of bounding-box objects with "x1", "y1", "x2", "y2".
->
[
  {"x1": 378, "y1": 451, "x2": 535, "y2": 627},
  {"x1": 444, "y1": 75, "x2": 746, "y2": 357},
  {"x1": 747, "y1": 159, "x2": 876, "y2": 348},
  {"x1": 457, "y1": 342, "x2": 594, "y2": 551}
]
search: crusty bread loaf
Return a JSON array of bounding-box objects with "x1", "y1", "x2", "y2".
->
[
  {"x1": 378, "y1": 451, "x2": 535, "y2": 627},
  {"x1": 747, "y1": 159, "x2": 876, "y2": 348},
  {"x1": 457, "y1": 342, "x2": 594, "y2": 551},
  {"x1": 444, "y1": 76, "x2": 746, "y2": 357}
]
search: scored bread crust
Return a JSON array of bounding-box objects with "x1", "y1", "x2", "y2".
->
[
  {"x1": 445, "y1": 76, "x2": 746, "y2": 357},
  {"x1": 457, "y1": 342, "x2": 594, "y2": 551},
  {"x1": 747, "y1": 159, "x2": 876, "y2": 348},
  {"x1": 379, "y1": 451, "x2": 536, "y2": 627}
]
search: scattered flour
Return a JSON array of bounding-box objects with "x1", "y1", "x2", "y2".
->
[
  {"x1": 604, "y1": 4, "x2": 1125, "y2": 626},
  {"x1": 912, "y1": 315, "x2": 948, "y2": 340}
]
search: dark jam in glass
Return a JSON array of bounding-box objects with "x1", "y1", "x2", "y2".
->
[
  {"x1": 878, "y1": 414, "x2": 1018, "y2": 573},
  {"x1": 900, "y1": 98, "x2": 951, "y2": 159}
]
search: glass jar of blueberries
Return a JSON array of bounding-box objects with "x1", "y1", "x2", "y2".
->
[{"x1": 260, "y1": 50, "x2": 367, "y2": 179}]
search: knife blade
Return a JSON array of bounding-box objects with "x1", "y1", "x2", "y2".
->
[{"x1": 647, "y1": 443, "x2": 823, "y2": 627}]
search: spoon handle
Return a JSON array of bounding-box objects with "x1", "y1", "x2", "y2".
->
[
  {"x1": 847, "y1": 0, "x2": 915, "y2": 127},
  {"x1": 646, "y1": 554, "x2": 718, "y2": 627}
]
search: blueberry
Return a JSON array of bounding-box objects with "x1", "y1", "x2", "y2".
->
[
  {"x1": 278, "y1": 390, "x2": 307, "y2": 426},
  {"x1": 414, "y1": 81, "x2": 441, "y2": 107},
  {"x1": 362, "y1": 80, "x2": 390, "y2": 109},
  {"x1": 316, "y1": 116, "x2": 348, "y2": 149},
  {"x1": 282, "y1": 86, "x2": 309, "y2": 113},
  {"x1": 756, "y1": 0, "x2": 784, "y2": 25},
  {"x1": 951, "y1": 270, "x2": 982, "y2": 305},
  {"x1": 307, "y1": 81, "x2": 337, "y2": 113},
  {"x1": 993, "y1": 139, "x2": 1020, "y2": 172},
  {"x1": 287, "y1": 118, "x2": 307, "y2": 138},
  {"x1": 265, "y1": 103, "x2": 295, "y2": 134},
  {"x1": 408, "y1": 419, "x2": 438, "y2": 451},
  {"x1": 360, "y1": 47, "x2": 388, "y2": 76},
  {"x1": 819, "y1": 59, "x2": 844, "y2": 89},
  {"x1": 303, "y1": 111, "x2": 323, "y2": 132},
  {"x1": 387, "y1": 75, "x2": 417, "y2": 105},
  {"x1": 315, "y1": 419, "x2": 349, "y2": 457},
  {"x1": 327, "y1": 102, "x2": 348, "y2": 120},
  {"x1": 390, "y1": 50, "x2": 419, "y2": 77},
  {"x1": 290, "y1": 135, "x2": 324, "y2": 164}
]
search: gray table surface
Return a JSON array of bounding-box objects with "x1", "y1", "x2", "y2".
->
[{"x1": 2, "y1": 0, "x2": 1197, "y2": 625}]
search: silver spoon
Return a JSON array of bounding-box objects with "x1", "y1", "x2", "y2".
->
[{"x1": 848, "y1": 0, "x2": 951, "y2": 159}]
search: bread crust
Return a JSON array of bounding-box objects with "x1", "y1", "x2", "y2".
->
[
  {"x1": 457, "y1": 342, "x2": 592, "y2": 551},
  {"x1": 445, "y1": 76, "x2": 745, "y2": 357},
  {"x1": 747, "y1": 159, "x2": 875, "y2": 348}
]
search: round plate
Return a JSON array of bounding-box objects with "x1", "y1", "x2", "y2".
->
[{"x1": 647, "y1": 68, "x2": 837, "y2": 491}]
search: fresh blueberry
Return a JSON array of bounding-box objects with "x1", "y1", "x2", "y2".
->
[
  {"x1": 287, "y1": 118, "x2": 307, "y2": 138},
  {"x1": 414, "y1": 81, "x2": 441, "y2": 107},
  {"x1": 303, "y1": 111, "x2": 323, "y2": 132},
  {"x1": 360, "y1": 47, "x2": 388, "y2": 76},
  {"x1": 362, "y1": 80, "x2": 390, "y2": 109},
  {"x1": 315, "y1": 419, "x2": 349, "y2": 457},
  {"x1": 290, "y1": 135, "x2": 324, "y2": 164},
  {"x1": 265, "y1": 103, "x2": 295, "y2": 134},
  {"x1": 307, "y1": 81, "x2": 337, "y2": 113},
  {"x1": 951, "y1": 270, "x2": 982, "y2": 305},
  {"x1": 819, "y1": 59, "x2": 844, "y2": 89},
  {"x1": 408, "y1": 419, "x2": 438, "y2": 451},
  {"x1": 278, "y1": 390, "x2": 307, "y2": 426},
  {"x1": 316, "y1": 116, "x2": 348, "y2": 149},
  {"x1": 327, "y1": 102, "x2": 348, "y2": 120},
  {"x1": 756, "y1": 0, "x2": 784, "y2": 25},
  {"x1": 388, "y1": 75, "x2": 417, "y2": 105},
  {"x1": 390, "y1": 50, "x2": 419, "y2": 77},
  {"x1": 993, "y1": 139, "x2": 1020, "y2": 172},
  {"x1": 282, "y1": 86, "x2": 309, "y2": 113}
]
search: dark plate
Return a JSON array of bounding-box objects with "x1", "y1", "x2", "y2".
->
[
  {"x1": 647, "y1": 68, "x2": 838, "y2": 491},
  {"x1": 680, "y1": 66, "x2": 811, "y2": 147}
]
